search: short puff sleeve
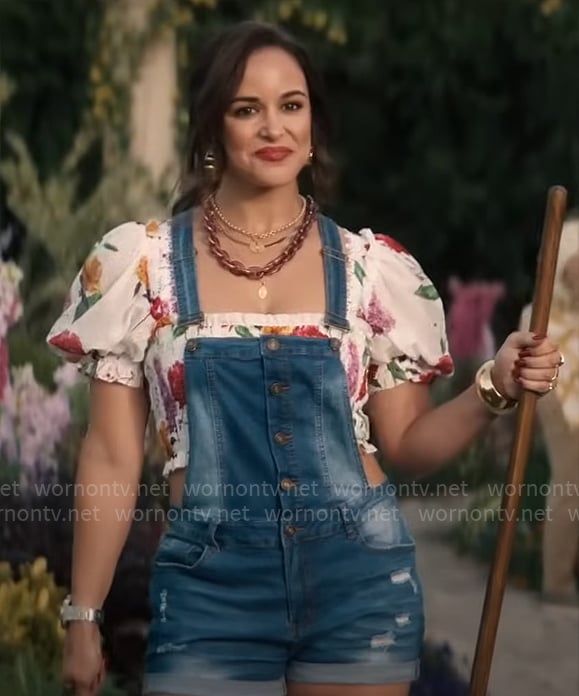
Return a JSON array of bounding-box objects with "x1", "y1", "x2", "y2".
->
[
  {"x1": 46, "y1": 221, "x2": 155, "y2": 388},
  {"x1": 360, "y1": 231, "x2": 454, "y2": 392}
]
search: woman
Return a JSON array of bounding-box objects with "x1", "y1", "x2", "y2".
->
[{"x1": 47, "y1": 21, "x2": 563, "y2": 696}]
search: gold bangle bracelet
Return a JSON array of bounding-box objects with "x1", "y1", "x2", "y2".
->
[{"x1": 475, "y1": 360, "x2": 518, "y2": 416}]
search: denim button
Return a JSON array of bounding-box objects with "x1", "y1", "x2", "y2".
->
[
  {"x1": 330, "y1": 337, "x2": 341, "y2": 351},
  {"x1": 280, "y1": 478, "x2": 296, "y2": 491},
  {"x1": 269, "y1": 382, "x2": 287, "y2": 395},
  {"x1": 285, "y1": 525, "x2": 298, "y2": 536},
  {"x1": 266, "y1": 338, "x2": 280, "y2": 351},
  {"x1": 186, "y1": 338, "x2": 198, "y2": 351},
  {"x1": 274, "y1": 432, "x2": 292, "y2": 445}
]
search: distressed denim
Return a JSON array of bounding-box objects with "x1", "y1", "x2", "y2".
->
[{"x1": 143, "y1": 212, "x2": 424, "y2": 695}]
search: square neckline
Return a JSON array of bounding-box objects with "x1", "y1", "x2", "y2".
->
[{"x1": 172, "y1": 210, "x2": 354, "y2": 330}]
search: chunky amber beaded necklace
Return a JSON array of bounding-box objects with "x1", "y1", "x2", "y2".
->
[{"x1": 203, "y1": 196, "x2": 318, "y2": 300}]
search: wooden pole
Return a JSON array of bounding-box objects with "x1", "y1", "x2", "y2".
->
[{"x1": 468, "y1": 185, "x2": 567, "y2": 696}]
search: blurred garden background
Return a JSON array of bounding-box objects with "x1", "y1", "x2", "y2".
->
[{"x1": 0, "y1": 0, "x2": 578, "y2": 694}]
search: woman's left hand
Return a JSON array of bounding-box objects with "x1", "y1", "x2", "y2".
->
[{"x1": 491, "y1": 331, "x2": 563, "y2": 401}]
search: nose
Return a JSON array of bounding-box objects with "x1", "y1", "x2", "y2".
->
[{"x1": 259, "y1": 107, "x2": 284, "y2": 140}]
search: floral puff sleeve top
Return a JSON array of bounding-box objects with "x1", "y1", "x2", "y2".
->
[
  {"x1": 46, "y1": 221, "x2": 156, "y2": 387},
  {"x1": 46, "y1": 218, "x2": 454, "y2": 475}
]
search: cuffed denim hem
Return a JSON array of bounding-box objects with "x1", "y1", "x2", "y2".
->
[
  {"x1": 286, "y1": 658, "x2": 420, "y2": 685},
  {"x1": 142, "y1": 673, "x2": 286, "y2": 696}
]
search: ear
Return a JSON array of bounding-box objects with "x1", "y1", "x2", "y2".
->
[{"x1": 448, "y1": 275, "x2": 462, "y2": 296}]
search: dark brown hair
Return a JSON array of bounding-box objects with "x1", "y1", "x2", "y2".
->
[{"x1": 172, "y1": 21, "x2": 336, "y2": 214}]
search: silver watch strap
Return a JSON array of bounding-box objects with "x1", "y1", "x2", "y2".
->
[{"x1": 60, "y1": 594, "x2": 104, "y2": 626}]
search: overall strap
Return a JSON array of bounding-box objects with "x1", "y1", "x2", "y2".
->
[
  {"x1": 170, "y1": 209, "x2": 204, "y2": 327},
  {"x1": 319, "y1": 215, "x2": 350, "y2": 331}
]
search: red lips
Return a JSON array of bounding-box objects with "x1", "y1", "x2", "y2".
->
[{"x1": 254, "y1": 147, "x2": 293, "y2": 161}]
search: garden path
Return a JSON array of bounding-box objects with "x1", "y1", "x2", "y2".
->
[{"x1": 402, "y1": 496, "x2": 579, "y2": 696}]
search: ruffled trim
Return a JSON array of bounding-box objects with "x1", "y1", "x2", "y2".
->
[
  {"x1": 78, "y1": 354, "x2": 143, "y2": 388},
  {"x1": 200, "y1": 312, "x2": 326, "y2": 328},
  {"x1": 161, "y1": 449, "x2": 189, "y2": 478}
]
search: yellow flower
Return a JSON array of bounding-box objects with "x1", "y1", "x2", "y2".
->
[
  {"x1": 312, "y1": 11, "x2": 327, "y2": 30},
  {"x1": 94, "y1": 84, "x2": 114, "y2": 107},
  {"x1": 158, "y1": 421, "x2": 173, "y2": 459},
  {"x1": 37, "y1": 587, "x2": 49, "y2": 611},
  {"x1": 303, "y1": 11, "x2": 315, "y2": 26},
  {"x1": 81, "y1": 255, "x2": 102, "y2": 294},
  {"x1": 56, "y1": 617, "x2": 66, "y2": 640},
  {"x1": 90, "y1": 66, "x2": 102, "y2": 84},
  {"x1": 146, "y1": 220, "x2": 160, "y2": 237},
  {"x1": 30, "y1": 557, "x2": 47, "y2": 579},
  {"x1": 0, "y1": 561, "x2": 12, "y2": 582},
  {"x1": 137, "y1": 256, "x2": 150, "y2": 290},
  {"x1": 327, "y1": 24, "x2": 347, "y2": 45},
  {"x1": 540, "y1": 0, "x2": 562, "y2": 15},
  {"x1": 278, "y1": 1, "x2": 293, "y2": 19},
  {"x1": 261, "y1": 326, "x2": 293, "y2": 335}
]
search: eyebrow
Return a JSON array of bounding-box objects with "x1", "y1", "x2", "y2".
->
[{"x1": 230, "y1": 89, "x2": 308, "y2": 104}]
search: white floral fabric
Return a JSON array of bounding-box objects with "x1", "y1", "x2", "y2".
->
[{"x1": 46, "y1": 218, "x2": 454, "y2": 476}]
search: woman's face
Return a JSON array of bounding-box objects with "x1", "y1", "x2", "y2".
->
[{"x1": 221, "y1": 46, "x2": 312, "y2": 190}]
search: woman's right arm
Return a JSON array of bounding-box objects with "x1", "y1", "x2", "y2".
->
[
  {"x1": 43, "y1": 220, "x2": 157, "y2": 693},
  {"x1": 63, "y1": 378, "x2": 149, "y2": 694},
  {"x1": 70, "y1": 378, "x2": 149, "y2": 611}
]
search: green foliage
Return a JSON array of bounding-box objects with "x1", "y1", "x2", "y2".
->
[
  {"x1": 6, "y1": 324, "x2": 60, "y2": 388},
  {"x1": 0, "y1": 649, "x2": 124, "y2": 696},
  {"x1": 0, "y1": 0, "x2": 102, "y2": 180},
  {"x1": 0, "y1": 558, "x2": 66, "y2": 676},
  {"x1": 0, "y1": 123, "x2": 165, "y2": 340}
]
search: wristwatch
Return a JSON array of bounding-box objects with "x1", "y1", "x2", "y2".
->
[{"x1": 60, "y1": 594, "x2": 104, "y2": 628}]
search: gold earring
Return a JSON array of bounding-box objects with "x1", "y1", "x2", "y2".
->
[
  {"x1": 308, "y1": 147, "x2": 314, "y2": 165},
  {"x1": 203, "y1": 150, "x2": 216, "y2": 170}
]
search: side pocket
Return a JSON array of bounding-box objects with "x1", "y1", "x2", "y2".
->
[
  {"x1": 348, "y1": 495, "x2": 415, "y2": 550},
  {"x1": 153, "y1": 533, "x2": 214, "y2": 571}
]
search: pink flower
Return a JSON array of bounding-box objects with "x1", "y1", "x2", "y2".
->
[
  {"x1": 357, "y1": 368, "x2": 368, "y2": 402},
  {"x1": 374, "y1": 234, "x2": 408, "y2": 254},
  {"x1": 167, "y1": 361, "x2": 186, "y2": 408},
  {"x1": 364, "y1": 291, "x2": 396, "y2": 335},
  {"x1": 48, "y1": 330, "x2": 84, "y2": 355},
  {"x1": 346, "y1": 341, "x2": 359, "y2": 398},
  {"x1": 292, "y1": 325, "x2": 329, "y2": 338},
  {"x1": 1, "y1": 365, "x2": 71, "y2": 489},
  {"x1": 53, "y1": 363, "x2": 81, "y2": 390},
  {"x1": 151, "y1": 297, "x2": 168, "y2": 320},
  {"x1": 418, "y1": 370, "x2": 437, "y2": 384},
  {"x1": 436, "y1": 354, "x2": 455, "y2": 375},
  {"x1": 0, "y1": 340, "x2": 8, "y2": 403}
]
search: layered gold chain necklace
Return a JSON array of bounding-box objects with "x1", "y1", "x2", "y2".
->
[
  {"x1": 208, "y1": 193, "x2": 306, "y2": 253},
  {"x1": 204, "y1": 195, "x2": 317, "y2": 300}
]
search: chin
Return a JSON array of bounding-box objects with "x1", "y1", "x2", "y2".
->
[
  {"x1": 249, "y1": 170, "x2": 302, "y2": 190},
  {"x1": 226, "y1": 161, "x2": 304, "y2": 191}
]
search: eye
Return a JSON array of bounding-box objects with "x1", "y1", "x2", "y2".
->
[
  {"x1": 283, "y1": 101, "x2": 303, "y2": 112},
  {"x1": 232, "y1": 105, "x2": 258, "y2": 118}
]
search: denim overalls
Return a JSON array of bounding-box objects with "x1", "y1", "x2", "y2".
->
[{"x1": 143, "y1": 211, "x2": 424, "y2": 696}]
